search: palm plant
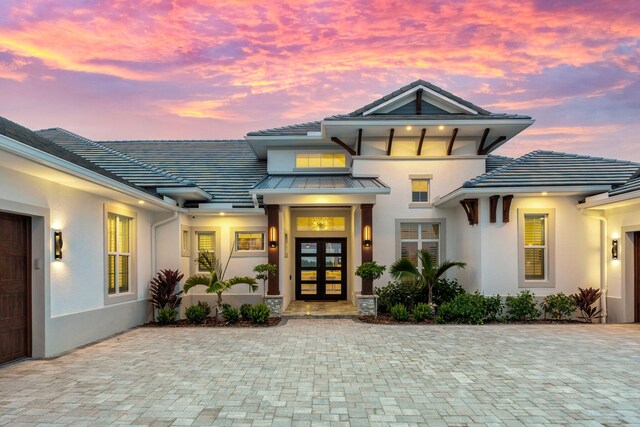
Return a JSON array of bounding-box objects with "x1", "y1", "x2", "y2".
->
[
  {"x1": 184, "y1": 252, "x2": 258, "y2": 311},
  {"x1": 390, "y1": 249, "x2": 465, "y2": 306}
]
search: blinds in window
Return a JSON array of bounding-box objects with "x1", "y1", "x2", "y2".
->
[{"x1": 524, "y1": 214, "x2": 546, "y2": 280}]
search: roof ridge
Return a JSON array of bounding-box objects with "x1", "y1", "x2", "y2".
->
[
  {"x1": 527, "y1": 149, "x2": 638, "y2": 165},
  {"x1": 46, "y1": 128, "x2": 196, "y2": 186},
  {"x1": 463, "y1": 151, "x2": 536, "y2": 187}
]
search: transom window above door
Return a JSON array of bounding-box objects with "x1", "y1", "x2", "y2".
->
[
  {"x1": 297, "y1": 217, "x2": 346, "y2": 232},
  {"x1": 295, "y1": 153, "x2": 346, "y2": 168}
]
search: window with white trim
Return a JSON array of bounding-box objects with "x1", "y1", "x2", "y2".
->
[
  {"x1": 523, "y1": 213, "x2": 547, "y2": 280},
  {"x1": 411, "y1": 179, "x2": 429, "y2": 202},
  {"x1": 399, "y1": 222, "x2": 440, "y2": 267},
  {"x1": 235, "y1": 231, "x2": 265, "y2": 252},
  {"x1": 296, "y1": 153, "x2": 346, "y2": 168},
  {"x1": 196, "y1": 231, "x2": 216, "y2": 272},
  {"x1": 107, "y1": 213, "x2": 131, "y2": 295}
]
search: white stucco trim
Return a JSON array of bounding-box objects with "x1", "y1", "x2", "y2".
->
[
  {"x1": 579, "y1": 189, "x2": 640, "y2": 209},
  {"x1": 324, "y1": 119, "x2": 535, "y2": 127},
  {"x1": 434, "y1": 186, "x2": 613, "y2": 207},
  {"x1": 361, "y1": 85, "x2": 479, "y2": 116}
]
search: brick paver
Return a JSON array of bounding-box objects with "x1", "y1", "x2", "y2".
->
[{"x1": 1, "y1": 320, "x2": 639, "y2": 426}]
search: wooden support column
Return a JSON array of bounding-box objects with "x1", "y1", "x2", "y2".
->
[
  {"x1": 460, "y1": 199, "x2": 479, "y2": 225},
  {"x1": 357, "y1": 128, "x2": 362, "y2": 156},
  {"x1": 446, "y1": 128, "x2": 459, "y2": 156},
  {"x1": 416, "y1": 89, "x2": 423, "y2": 115},
  {"x1": 477, "y1": 128, "x2": 490, "y2": 155},
  {"x1": 502, "y1": 195, "x2": 514, "y2": 223},
  {"x1": 330, "y1": 137, "x2": 356, "y2": 155},
  {"x1": 386, "y1": 129, "x2": 394, "y2": 156},
  {"x1": 489, "y1": 195, "x2": 500, "y2": 223},
  {"x1": 361, "y1": 204, "x2": 374, "y2": 295},
  {"x1": 416, "y1": 128, "x2": 426, "y2": 156},
  {"x1": 266, "y1": 205, "x2": 280, "y2": 295}
]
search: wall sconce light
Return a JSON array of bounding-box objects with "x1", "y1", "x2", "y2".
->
[
  {"x1": 269, "y1": 226, "x2": 278, "y2": 248},
  {"x1": 54, "y1": 230, "x2": 63, "y2": 260},
  {"x1": 363, "y1": 225, "x2": 372, "y2": 248},
  {"x1": 612, "y1": 239, "x2": 619, "y2": 260}
]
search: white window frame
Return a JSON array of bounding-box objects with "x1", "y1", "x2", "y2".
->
[
  {"x1": 231, "y1": 226, "x2": 267, "y2": 257},
  {"x1": 191, "y1": 227, "x2": 221, "y2": 276},
  {"x1": 395, "y1": 218, "x2": 446, "y2": 269},
  {"x1": 408, "y1": 174, "x2": 433, "y2": 208},
  {"x1": 104, "y1": 204, "x2": 137, "y2": 305},
  {"x1": 518, "y1": 208, "x2": 556, "y2": 288}
]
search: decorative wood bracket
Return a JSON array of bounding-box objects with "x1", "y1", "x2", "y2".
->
[
  {"x1": 489, "y1": 195, "x2": 500, "y2": 223},
  {"x1": 330, "y1": 137, "x2": 356, "y2": 155},
  {"x1": 446, "y1": 128, "x2": 459, "y2": 156},
  {"x1": 480, "y1": 136, "x2": 507, "y2": 155},
  {"x1": 386, "y1": 128, "x2": 395, "y2": 156},
  {"x1": 460, "y1": 198, "x2": 479, "y2": 225},
  {"x1": 502, "y1": 195, "x2": 514, "y2": 223},
  {"x1": 476, "y1": 128, "x2": 491, "y2": 155},
  {"x1": 416, "y1": 128, "x2": 426, "y2": 156},
  {"x1": 356, "y1": 128, "x2": 362, "y2": 155}
]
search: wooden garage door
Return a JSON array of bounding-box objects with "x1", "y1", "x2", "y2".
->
[{"x1": 0, "y1": 212, "x2": 31, "y2": 365}]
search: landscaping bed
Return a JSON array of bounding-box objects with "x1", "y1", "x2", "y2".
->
[
  {"x1": 359, "y1": 316, "x2": 582, "y2": 325},
  {"x1": 144, "y1": 317, "x2": 282, "y2": 328}
]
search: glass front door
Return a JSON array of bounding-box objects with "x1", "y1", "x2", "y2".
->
[{"x1": 296, "y1": 238, "x2": 347, "y2": 300}]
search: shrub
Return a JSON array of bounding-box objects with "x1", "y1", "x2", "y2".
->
[
  {"x1": 240, "y1": 303, "x2": 253, "y2": 320},
  {"x1": 542, "y1": 293, "x2": 576, "y2": 320},
  {"x1": 355, "y1": 262, "x2": 386, "y2": 281},
  {"x1": 390, "y1": 304, "x2": 410, "y2": 321},
  {"x1": 436, "y1": 292, "x2": 486, "y2": 325},
  {"x1": 249, "y1": 303, "x2": 270, "y2": 324},
  {"x1": 483, "y1": 295, "x2": 504, "y2": 322},
  {"x1": 185, "y1": 304, "x2": 208, "y2": 324},
  {"x1": 432, "y1": 278, "x2": 466, "y2": 306},
  {"x1": 221, "y1": 305, "x2": 240, "y2": 324},
  {"x1": 157, "y1": 307, "x2": 177, "y2": 324},
  {"x1": 412, "y1": 303, "x2": 432, "y2": 322},
  {"x1": 149, "y1": 269, "x2": 184, "y2": 311},
  {"x1": 505, "y1": 290, "x2": 541, "y2": 321},
  {"x1": 572, "y1": 287, "x2": 603, "y2": 323},
  {"x1": 375, "y1": 281, "x2": 421, "y2": 313},
  {"x1": 196, "y1": 301, "x2": 212, "y2": 317}
]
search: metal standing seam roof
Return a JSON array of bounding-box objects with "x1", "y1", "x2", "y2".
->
[
  {"x1": 247, "y1": 80, "x2": 531, "y2": 137},
  {"x1": 251, "y1": 174, "x2": 390, "y2": 192},
  {"x1": 463, "y1": 151, "x2": 640, "y2": 188},
  {"x1": 98, "y1": 140, "x2": 267, "y2": 207},
  {"x1": 36, "y1": 128, "x2": 196, "y2": 189},
  {"x1": 0, "y1": 116, "x2": 155, "y2": 196}
]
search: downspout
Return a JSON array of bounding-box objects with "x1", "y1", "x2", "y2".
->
[
  {"x1": 151, "y1": 212, "x2": 179, "y2": 277},
  {"x1": 580, "y1": 209, "x2": 608, "y2": 323}
]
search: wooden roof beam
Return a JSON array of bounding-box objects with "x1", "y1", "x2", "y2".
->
[
  {"x1": 481, "y1": 136, "x2": 507, "y2": 155},
  {"x1": 330, "y1": 137, "x2": 356, "y2": 156},
  {"x1": 476, "y1": 128, "x2": 490, "y2": 155},
  {"x1": 386, "y1": 128, "x2": 395, "y2": 156},
  {"x1": 446, "y1": 128, "x2": 459, "y2": 156},
  {"x1": 357, "y1": 128, "x2": 362, "y2": 155},
  {"x1": 416, "y1": 128, "x2": 426, "y2": 156},
  {"x1": 416, "y1": 89, "x2": 423, "y2": 115}
]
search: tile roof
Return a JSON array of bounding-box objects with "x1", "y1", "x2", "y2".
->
[
  {"x1": 486, "y1": 154, "x2": 514, "y2": 172},
  {"x1": 252, "y1": 174, "x2": 389, "y2": 192},
  {"x1": 36, "y1": 128, "x2": 195, "y2": 189},
  {"x1": 98, "y1": 139, "x2": 267, "y2": 207},
  {"x1": 246, "y1": 120, "x2": 322, "y2": 137},
  {"x1": 463, "y1": 151, "x2": 640, "y2": 189},
  {"x1": 0, "y1": 116, "x2": 153, "y2": 195},
  {"x1": 609, "y1": 169, "x2": 640, "y2": 196}
]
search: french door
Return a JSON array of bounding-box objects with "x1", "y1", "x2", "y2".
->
[{"x1": 296, "y1": 238, "x2": 347, "y2": 300}]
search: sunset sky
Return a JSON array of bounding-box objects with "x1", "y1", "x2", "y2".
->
[{"x1": 1, "y1": 0, "x2": 639, "y2": 160}]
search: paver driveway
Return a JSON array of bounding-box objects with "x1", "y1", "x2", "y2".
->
[{"x1": 1, "y1": 320, "x2": 639, "y2": 426}]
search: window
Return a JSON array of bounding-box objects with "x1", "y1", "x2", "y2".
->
[
  {"x1": 107, "y1": 212, "x2": 131, "y2": 295},
  {"x1": 399, "y1": 222, "x2": 440, "y2": 267},
  {"x1": 518, "y1": 209, "x2": 555, "y2": 288},
  {"x1": 295, "y1": 153, "x2": 346, "y2": 168},
  {"x1": 235, "y1": 232, "x2": 265, "y2": 252},
  {"x1": 196, "y1": 231, "x2": 215, "y2": 272},
  {"x1": 524, "y1": 214, "x2": 547, "y2": 280},
  {"x1": 411, "y1": 179, "x2": 429, "y2": 202},
  {"x1": 297, "y1": 217, "x2": 346, "y2": 232}
]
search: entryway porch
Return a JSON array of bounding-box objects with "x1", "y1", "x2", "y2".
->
[{"x1": 283, "y1": 300, "x2": 359, "y2": 318}]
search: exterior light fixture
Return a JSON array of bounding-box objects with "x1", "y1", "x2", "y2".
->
[
  {"x1": 612, "y1": 239, "x2": 619, "y2": 260},
  {"x1": 138, "y1": 200, "x2": 145, "y2": 205},
  {"x1": 54, "y1": 230, "x2": 63, "y2": 260},
  {"x1": 406, "y1": 126, "x2": 412, "y2": 131},
  {"x1": 438, "y1": 125, "x2": 444, "y2": 130},
  {"x1": 541, "y1": 192, "x2": 548, "y2": 196},
  {"x1": 269, "y1": 226, "x2": 278, "y2": 248},
  {"x1": 363, "y1": 225, "x2": 372, "y2": 248}
]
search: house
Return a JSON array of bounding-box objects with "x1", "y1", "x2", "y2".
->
[{"x1": 1, "y1": 80, "x2": 639, "y2": 363}]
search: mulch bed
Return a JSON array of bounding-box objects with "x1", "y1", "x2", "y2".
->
[
  {"x1": 144, "y1": 317, "x2": 283, "y2": 328},
  {"x1": 359, "y1": 315, "x2": 585, "y2": 325}
]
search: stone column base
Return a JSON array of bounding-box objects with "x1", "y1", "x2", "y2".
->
[
  {"x1": 355, "y1": 293, "x2": 378, "y2": 317},
  {"x1": 264, "y1": 295, "x2": 284, "y2": 317}
]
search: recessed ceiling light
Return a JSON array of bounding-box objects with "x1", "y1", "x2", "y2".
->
[
  {"x1": 138, "y1": 200, "x2": 145, "y2": 204},
  {"x1": 438, "y1": 125, "x2": 444, "y2": 130},
  {"x1": 541, "y1": 192, "x2": 548, "y2": 196},
  {"x1": 220, "y1": 212, "x2": 225, "y2": 216},
  {"x1": 406, "y1": 126, "x2": 412, "y2": 131}
]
